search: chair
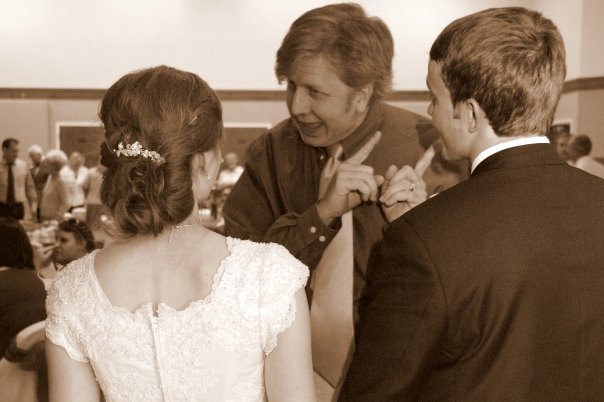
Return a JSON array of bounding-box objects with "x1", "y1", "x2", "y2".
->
[{"x1": 0, "y1": 321, "x2": 47, "y2": 402}]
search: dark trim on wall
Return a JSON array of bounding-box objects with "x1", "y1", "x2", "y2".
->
[
  {"x1": 562, "y1": 76, "x2": 604, "y2": 93},
  {"x1": 0, "y1": 88, "x2": 431, "y2": 102},
  {"x1": 0, "y1": 88, "x2": 105, "y2": 100},
  {"x1": 0, "y1": 76, "x2": 602, "y2": 101}
]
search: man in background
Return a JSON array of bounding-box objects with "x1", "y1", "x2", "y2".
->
[
  {"x1": 60, "y1": 151, "x2": 88, "y2": 211},
  {"x1": 567, "y1": 134, "x2": 604, "y2": 179},
  {"x1": 28, "y1": 144, "x2": 49, "y2": 221},
  {"x1": 216, "y1": 151, "x2": 244, "y2": 190},
  {"x1": 0, "y1": 138, "x2": 37, "y2": 220},
  {"x1": 340, "y1": 7, "x2": 604, "y2": 400},
  {"x1": 223, "y1": 3, "x2": 437, "y2": 400},
  {"x1": 552, "y1": 130, "x2": 571, "y2": 161}
]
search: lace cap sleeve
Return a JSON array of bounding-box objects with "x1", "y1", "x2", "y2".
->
[
  {"x1": 258, "y1": 243, "x2": 309, "y2": 355},
  {"x1": 45, "y1": 255, "x2": 94, "y2": 362}
]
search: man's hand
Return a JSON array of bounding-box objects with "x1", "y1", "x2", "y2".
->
[
  {"x1": 317, "y1": 131, "x2": 383, "y2": 225},
  {"x1": 379, "y1": 145, "x2": 435, "y2": 222},
  {"x1": 379, "y1": 165, "x2": 427, "y2": 222}
]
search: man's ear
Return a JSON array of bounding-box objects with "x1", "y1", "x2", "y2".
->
[
  {"x1": 465, "y1": 99, "x2": 484, "y2": 133},
  {"x1": 354, "y1": 84, "x2": 374, "y2": 113}
]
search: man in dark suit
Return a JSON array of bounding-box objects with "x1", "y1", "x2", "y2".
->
[
  {"x1": 28, "y1": 144, "x2": 49, "y2": 221},
  {"x1": 340, "y1": 7, "x2": 604, "y2": 401}
]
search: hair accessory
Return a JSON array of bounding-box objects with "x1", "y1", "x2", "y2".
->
[{"x1": 114, "y1": 141, "x2": 165, "y2": 165}]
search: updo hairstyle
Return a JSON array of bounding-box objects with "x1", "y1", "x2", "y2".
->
[{"x1": 99, "y1": 65, "x2": 222, "y2": 238}]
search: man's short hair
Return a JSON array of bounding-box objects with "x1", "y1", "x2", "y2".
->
[
  {"x1": 275, "y1": 2, "x2": 393, "y2": 101},
  {"x1": 2, "y1": 138, "x2": 18, "y2": 150},
  {"x1": 430, "y1": 7, "x2": 566, "y2": 137},
  {"x1": 569, "y1": 134, "x2": 593, "y2": 157}
]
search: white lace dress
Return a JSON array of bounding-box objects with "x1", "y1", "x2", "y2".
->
[{"x1": 45, "y1": 238, "x2": 309, "y2": 402}]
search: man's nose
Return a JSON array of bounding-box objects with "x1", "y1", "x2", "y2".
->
[{"x1": 289, "y1": 88, "x2": 310, "y2": 117}]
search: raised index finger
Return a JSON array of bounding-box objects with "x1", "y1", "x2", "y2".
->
[
  {"x1": 346, "y1": 131, "x2": 382, "y2": 165},
  {"x1": 414, "y1": 145, "x2": 436, "y2": 176}
]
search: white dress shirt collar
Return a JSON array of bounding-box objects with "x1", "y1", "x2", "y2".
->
[{"x1": 471, "y1": 136, "x2": 550, "y2": 173}]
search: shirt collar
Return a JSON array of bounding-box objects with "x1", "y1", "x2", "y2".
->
[
  {"x1": 471, "y1": 136, "x2": 550, "y2": 173},
  {"x1": 338, "y1": 101, "x2": 383, "y2": 159}
]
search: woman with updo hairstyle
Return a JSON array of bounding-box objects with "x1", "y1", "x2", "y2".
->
[
  {"x1": 45, "y1": 66, "x2": 314, "y2": 402},
  {"x1": 99, "y1": 65, "x2": 223, "y2": 238}
]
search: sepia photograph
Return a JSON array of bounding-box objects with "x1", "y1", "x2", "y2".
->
[{"x1": 1, "y1": 1, "x2": 603, "y2": 401}]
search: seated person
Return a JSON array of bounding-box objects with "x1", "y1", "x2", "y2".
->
[
  {"x1": 0, "y1": 268, "x2": 46, "y2": 358},
  {"x1": 567, "y1": 134, "x2": 604, "y2": 179},
  {"x1": 0, "y1": 217, "x2": 34, "y2": 270},
  {"x1": 33, "y1": 218, "x2": 97, "y2": 289},
  {"x1": 0, "y1": 219, "x2": 96, "y2": 400}
]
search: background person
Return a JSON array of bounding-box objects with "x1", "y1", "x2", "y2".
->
[
  {"x1": 33, "y1": 218, "x2": 97, "y2": 289},
  {"x1": 0, "y1": 138, "x2": 37, "y2": 221},
  {"x1": 60, "y1": 151, "x2": 88, "y2": 212},
  {"x1": 38, "y1": 150, "x2": 70, "y2": 223},
  {"x1": 82, "y1": 153, "x2": 107, "y2": 230},
  {"x1": 28, "y1": 144, "x2": 49, "y2": 221},
  {"x1": 216, "y1": 151, "x2": 244, "y2": 190},
  {"x1": 340, "y1": 7, "x2": 604, "y2": 401},
  {"x1": 551, "y1": 130, "x2": 571, "y2": 161},
  {"x1": 45, "y1": 65, "x2": 314, "y2": 402},
  {"x1": 566, "y1": 134, "x2": 604, "y2": 179}
]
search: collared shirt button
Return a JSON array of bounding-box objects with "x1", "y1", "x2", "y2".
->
[
  {"x1": 318, "y1": 235, "x2": 326, "y2": 242},
  {"x1": 319, "y1": 154, "x2": 325, "y2": 160},
  {"x1": 310, "y1": 226, "x2": 317, "y2": 233}
]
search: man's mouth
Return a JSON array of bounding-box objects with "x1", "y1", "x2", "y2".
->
[{"x1": 296, "y1": 120, "x2": 323, "y2": 132}]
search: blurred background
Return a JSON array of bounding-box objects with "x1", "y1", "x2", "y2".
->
[{"x1": 0, "y1": 0, "x2": 602, "y2": 160}]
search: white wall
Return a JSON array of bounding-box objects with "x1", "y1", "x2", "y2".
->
[
  {"x1": 579, "y1": 0, "x2": 604, "y2": 78},
  {"x1": 1, "y1": 0, "x2": 594, "y2": 90}
]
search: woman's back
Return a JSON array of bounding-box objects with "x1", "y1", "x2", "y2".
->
[
  {"x1": 93, "y1": 228, "x2": 228, "y2": 314},
  {"x1": 45, "y1": 65, "x2": 314, "y2": 401},
  {"x1": 46, "y1": 236, "x2": 308, "y2": 401}
]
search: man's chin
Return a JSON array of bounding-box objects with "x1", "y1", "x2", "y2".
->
[{"x1": 300, "y1": 136, "x2": 327, "y2": 148}]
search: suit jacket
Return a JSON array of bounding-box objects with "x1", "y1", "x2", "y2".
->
[{"x1": 340, "y1": 144, "x2": 604, "y2": 401}]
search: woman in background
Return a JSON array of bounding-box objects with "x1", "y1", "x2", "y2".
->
[
  {"x1": 45, "y1": 65, "x2": 314, "y2": 401},
  {"x1": 38, "y1": 150, "x2": 70, "y2": 223}
]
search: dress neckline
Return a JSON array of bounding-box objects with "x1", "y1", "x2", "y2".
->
[{"x1": 87, "y1": 237, "x2": 237, "y2": 317}]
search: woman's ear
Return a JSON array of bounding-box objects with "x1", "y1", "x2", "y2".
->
[
  {"x1": 192, "y1": 153, "x2": 206, "y2": 177},
  {"x1": 203, "y1": 146, "x2": 223, "y2": 182},
  {"x1": 191, "y1": 153, "x2": 211, "y2": 201}
]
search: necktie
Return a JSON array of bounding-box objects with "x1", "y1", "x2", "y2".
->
[
  {"x1": 311, "y1": 144, "x2": 355, "y2": 390},
  {"x1": 7, "y1": 162, "x2": 15, "y2": 206}
]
